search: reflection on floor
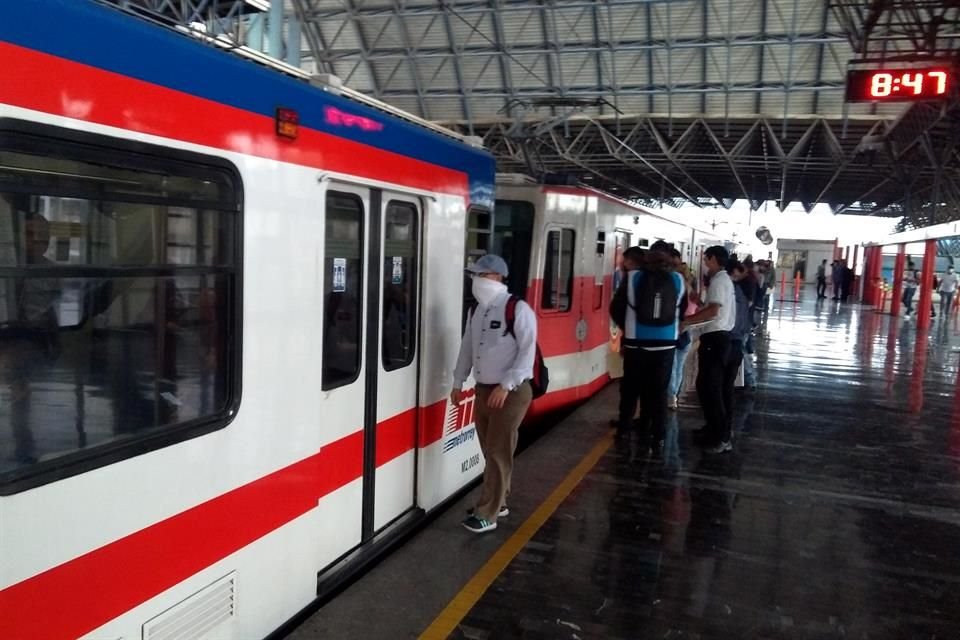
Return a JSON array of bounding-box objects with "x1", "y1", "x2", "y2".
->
[{"x1": 453, "y1": 294, "x2": 960, "y2": 639}]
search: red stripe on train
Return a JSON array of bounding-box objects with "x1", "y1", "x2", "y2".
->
[
  {"x1": 0, "y1": 42, "x2": 469, "y2": 200},
  {"x1": 0, "y1": 371, "x2": 608, "y2": 639},
  {"x1": 0, "y1": 433, "x2": 364, "y2": 640}
]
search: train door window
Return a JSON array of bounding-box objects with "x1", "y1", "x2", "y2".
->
[
  {"x1": 463, "y1": 206, "x2": 492, "y2": 327},
  {"x1": 382, "y1": 200, "x2": 418, "y2": 371},
  {"x1": 593, "y1": 230, "x2": 605, "y2": 310},
  {"x1": 542, "y1": 228, "x2": 575, "y2": 312},
  {"x1": 0, "y1": 125, "x2": 240, "y2": 492},
  {"x1": 493, "y1": 200, "x2": 534, "y2": 300},
  {"x1": 465, "y1": 206, "x2": 492, "y2": 268},
  {"x1": 323, "y1": 192, "x2": 364, "y2": 390}
]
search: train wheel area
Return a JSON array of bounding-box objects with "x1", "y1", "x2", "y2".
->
[{"x1": 285, "y1": 293, "x2": 960, "y2": 639}]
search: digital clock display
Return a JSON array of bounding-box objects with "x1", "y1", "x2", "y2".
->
[{"x1": 846, "y1": 68, "x2": 953, "y2": 102}]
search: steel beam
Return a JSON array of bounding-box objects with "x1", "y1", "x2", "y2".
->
[{"x1": 315, "y1": 30, "x2": 848, "y2": 61}]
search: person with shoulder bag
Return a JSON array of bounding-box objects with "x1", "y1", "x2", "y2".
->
[{"x1": 615, "y1": 241, "x2": 685, "y2": 456}]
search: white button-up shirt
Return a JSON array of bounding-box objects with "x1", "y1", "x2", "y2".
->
[{"x1": 453, "y1": 291, "x2": 537, "y2": 391}]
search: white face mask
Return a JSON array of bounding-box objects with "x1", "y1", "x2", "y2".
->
[{"x1": 472, "y1": 276, "x2": 507, "y2": 307}]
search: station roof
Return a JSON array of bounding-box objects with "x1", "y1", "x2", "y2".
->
[
  {"x1": 105, "y1": 0, "x2": 960, "y2": 225},
  {"x1": 291, "y1": 0, "x2": 960, "y2": 224}
]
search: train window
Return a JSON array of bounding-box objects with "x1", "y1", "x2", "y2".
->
[
  {"x1": 542, "y1": 228, "x2": 575, "y2": 312},
  {"x1": 493, "y1": 200, "x2": 534, "y2": 300},
  {"x1": 463, "y1": 205, "x2": 493, "y2": 329},
  {"x1": 382, "y1": 200, "x2": 418, "y2": 371},
  {"x1": 593, "y1": 230, "x2": 606, "y2": 310},
  {"x1": 0, "y1": 128, "x2": 239, "y2": 491},
  {"x1": 465, "y1": 207, "x2": 492, "y2": 268},
  {"x1": 323, "y1": 192, "x2": 364, "y2": 390}
]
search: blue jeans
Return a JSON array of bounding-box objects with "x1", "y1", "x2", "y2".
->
[
  {"x1": 668, "y1": 342, "x2": 692, "y2": 399},
  {"x1": 903, "y1": 287, "x2": 916, "y2": 314}
]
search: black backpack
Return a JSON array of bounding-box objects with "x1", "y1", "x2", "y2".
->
[{"x1": 633, "y1": 270, "x2": 678, "y2": 327}]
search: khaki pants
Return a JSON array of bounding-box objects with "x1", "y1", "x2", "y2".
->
[{"x1": 473, "y1": 382, "x2": 533, "y2": 522}]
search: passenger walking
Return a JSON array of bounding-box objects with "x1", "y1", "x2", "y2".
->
[
  {"x1": 723, "y1": 261, "x2": 753, "y2": 440},
  {"x1": 831, "y1": 260, "x2": 843, "y2": 300},
  {"x1": 681, "y1": 246, "x2": 736, "y2": 454},
  {"x1": 452, "y1": 255, "x2": 536, "y2": 534},
  {"x1": 668, "y1": 264, "x2": 699, "y2": 410},
  {"x1": 939, "y1": 266, "x2": 958, "y2": 318},
  {"x1": 902, "y1": 262, "x2": 918, "y2": 317},
  {"x1": 616, "y1": 241, "x2": 685, "y2": 455},
  {"x1": 816, "y1": 259, "x2": 828, "y2": 299},
  {"x1": 840, "y1": 260, "x2": 853, "y2": 302},
  {"x1": 735, "y1": 263, "x2": 758, "y2": 390}
]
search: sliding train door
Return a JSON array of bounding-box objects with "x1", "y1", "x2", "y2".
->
[
  {"x1": 371, "y1": 192, "x2": 421, "y2": 531},
  {"x1": 320, "y1": 183, "x2": 420, "y2": 552}
]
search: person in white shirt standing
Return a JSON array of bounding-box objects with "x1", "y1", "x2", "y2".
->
[
  {"x1": 452, "y1": 254, "x2": 537, "y2": 534},
  {"x1": 939, "y1": 266, "x2": 958, "y2": 318},
  {"x1": 681, "y1": 246, "x2": 736, "y2": 454}
]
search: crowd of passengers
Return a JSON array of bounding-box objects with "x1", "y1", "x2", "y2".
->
[{"x1": 610, "y1": 242, "x2": 770, "y2": 456}]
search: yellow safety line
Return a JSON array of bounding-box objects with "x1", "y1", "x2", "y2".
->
[{"x1": 418, "y1": 433, "x2": 614, "y2": 640}]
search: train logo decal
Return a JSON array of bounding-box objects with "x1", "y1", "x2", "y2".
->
[{"x1": 442, "y1": 391, "x2": 477, "y2": 453}]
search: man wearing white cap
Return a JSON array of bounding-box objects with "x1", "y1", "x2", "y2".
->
[{"x1": 452, "y1": 254, "x2": 537, "y2": 533}]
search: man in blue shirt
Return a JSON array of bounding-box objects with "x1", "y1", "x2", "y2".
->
[{"x1": 617, "y1": 241, "x2": 685, "y2": 455}]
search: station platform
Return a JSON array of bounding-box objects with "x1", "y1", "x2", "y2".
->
[{"x1": 286, "y1": 293, "x2": 960, "y2": 639}]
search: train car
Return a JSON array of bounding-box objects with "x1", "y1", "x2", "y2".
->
[
  {"x1": 490, "y1": 177, "x2": 723, "y2": 398},
  {"x1": 0, "y1": 3, "x2": 724, "y2": 639},
  {"x1": 0, "y1": 2, "x2": 497, "y2": 639}
]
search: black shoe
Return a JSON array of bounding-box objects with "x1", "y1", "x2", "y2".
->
[
  {"x1": 704, "y1": 440, "x2": 733, "y2": 454},
  {"x1": 650, "y1": 439, "x2": 665, "y2": 458}
]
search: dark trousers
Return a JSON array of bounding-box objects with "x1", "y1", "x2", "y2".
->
[
  {"x1": 833, "y1": 280, "x2": 841, "y2": 299},
  {"x1": 816, "y1": 277, "x2": 827, "y2": 298},
  {"x1": 696, "y1": 331, "x2": 732, "y2": 446},
  {"x1": 723, "y1": 339, "x2": 745, "y2": 440},
  {"x1": 618, "y1": 346, "x2": 675, "y2": 442}
]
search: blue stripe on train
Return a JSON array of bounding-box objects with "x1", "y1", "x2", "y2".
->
[{"x1": 2, "y1": 0, "x2": 494, "y2": 207}]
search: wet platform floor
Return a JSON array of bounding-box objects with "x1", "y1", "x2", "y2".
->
[{"x1": 289, "y1": 294, "x2": 960, "y2": 640}]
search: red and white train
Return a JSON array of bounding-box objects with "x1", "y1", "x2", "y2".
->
[{"x1": 0, "y1": 2, "x2": 720, "y2": 638}]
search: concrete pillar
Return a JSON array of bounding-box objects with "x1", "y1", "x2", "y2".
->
[
  {"x1": 890, "y1": 244, "x2": 906, "y2": 316},
  {"x1": 917, "y1": 239, "x2": 936, "y2": 326}
]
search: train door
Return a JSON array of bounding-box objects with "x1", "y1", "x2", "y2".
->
[
  {"x1": 321, "y1": 184, "x2": 420, "y2": 551},
  {"x1": 373, "y1": 193, "x2": 421, "y2": 531}
]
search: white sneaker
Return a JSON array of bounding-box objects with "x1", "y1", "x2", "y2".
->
[{"x1": 667, "y1": 396, "x2": 678, "y2": 410}]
